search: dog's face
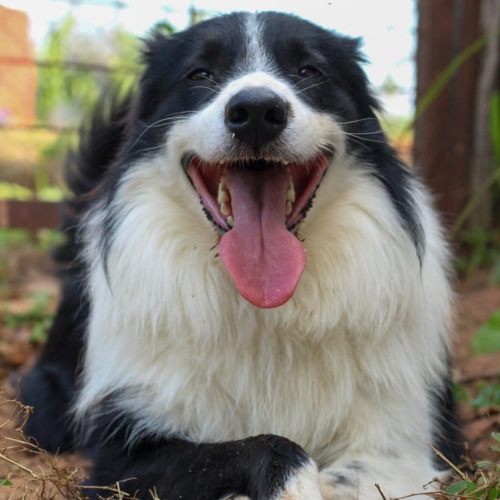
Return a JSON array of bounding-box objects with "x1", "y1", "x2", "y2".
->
[{"x1": 123, "y1": 12, "x2": 384, "y2": 309}]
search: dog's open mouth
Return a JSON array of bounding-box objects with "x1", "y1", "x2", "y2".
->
[{"x1": 185, "y1": 152, "x2": 331, "y2": 308}]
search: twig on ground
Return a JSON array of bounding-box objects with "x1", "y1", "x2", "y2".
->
[{"x1": 426, "y1": 442, "x2": 468, "y2": 480}]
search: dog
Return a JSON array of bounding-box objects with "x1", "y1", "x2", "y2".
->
[{"x1": 20, "y1": 11, "x2": 464, "y2": 500}]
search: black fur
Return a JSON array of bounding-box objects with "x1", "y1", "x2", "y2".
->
[{"x1": 85, "y1": 432, "x2": 309, "y2": 500}]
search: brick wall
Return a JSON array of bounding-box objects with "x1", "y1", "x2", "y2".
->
[{"x1": 0, "y1": 5, "x2": 37, "y2": 126}]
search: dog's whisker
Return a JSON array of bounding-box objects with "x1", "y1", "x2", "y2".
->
[
  {"x1": 126, "y1": 116, "x2": 191, "y2": 152},
  {"x1": 198, "y1": 75, "x2": 222, "y2": 89},
  {"x1": 337, "y1": 132, "x2": 387, "y2": 144},
  {"x1": 288, "y1": 74, "x2": 319, "y2": 87},
  {"x1": 134, "y1": 144, "x2": 167, "y2": 155},
  {"x1": 338, "y1": 130, "x2": 385, "y2": 136},
  {"x1": 335, "y1": 117, "x2": 380, "y2": 126},
  {"x1": 191, "y1": 86, "x2": 220, "y2": 95},
  {"x1": 147, "y1": 117, "x2": 190, "y2": 128},
  {"x1": 344, "y1": 135, "x2": 372, "y2": 151},
  {"x1": 295, "y1": 80, "x2": 328, "y2": 94}
]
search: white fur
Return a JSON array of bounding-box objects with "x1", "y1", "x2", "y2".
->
[
  {"x1": 76, "y1": 20, "x2": 453, "y2": 500},
  {"x1": 244, "y1": 14, "x2": 272, "y2": 73}
]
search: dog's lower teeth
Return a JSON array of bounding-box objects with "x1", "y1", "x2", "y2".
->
[
  {"x1": 226, "y1": 216, "x2": 234, "y2": 227},
  {"x1": 286, "y1": 200, "x2": 293, "y2": 216}
]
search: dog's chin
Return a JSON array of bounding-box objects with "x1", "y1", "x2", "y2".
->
[{"x1": 184, "y1": 152, "x2": 331, "y2": 309}]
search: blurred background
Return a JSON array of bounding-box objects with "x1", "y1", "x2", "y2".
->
[{"x1": 0, "y1": 0, "x2": 499, "y2": 496}]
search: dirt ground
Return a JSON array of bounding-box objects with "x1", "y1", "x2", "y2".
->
[{"x1": 0, "y1": 249, "x2": 499, "y2": 499}]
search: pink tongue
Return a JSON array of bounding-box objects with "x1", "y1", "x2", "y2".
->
[{"x1": 219, "y1": 167, "x2": 307, "y2": 309}]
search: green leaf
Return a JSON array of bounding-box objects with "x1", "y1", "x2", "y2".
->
[
  {"x1": 477, "y1": 461, "x2": 500, "y2": 473},
  {"x1": 492, "y1": 258, "x2": 500, "y2": 287},
  {"x1": 466, "y1": 483, "x2": 481, "y2": 497},
  {"x1": 445, "y1": 480, "x2": 477, "y2": 495},
  {"x1": 489, "y1": 486, "x2": 499, "y2": 500},
  {"x1": 471, "y1": 384, "x2": 500, "y2": 409},
  {"x1": 492, "y1": 432, "x2": 500, "y2": 443},
  {"x1": 0, "y1": 479, "x2": 13, "y2": 486},
  {"x1": 477, "y1": 461, "x2": 496, "y2": 468},
  {"x1": 454, "y1": 382, "x2": 469, "y2": 403},
  {"x1": 471, "y1": 312, "x2": 500, "y2": 354},
  {"x1": 491, "y1": 91, "x2": 500, "y2": 164}
]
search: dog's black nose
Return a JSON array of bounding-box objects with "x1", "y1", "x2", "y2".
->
[{"x1": 225, "y1": 88, "x2": 288, "y2": 151}]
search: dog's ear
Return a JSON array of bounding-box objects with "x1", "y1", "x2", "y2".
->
[
  {"x1": 328, "y1": 33, "x2": 382, "y2": 117},
  {"x1": 136, "y1": 33, "x2": 173, "y2": 120}
]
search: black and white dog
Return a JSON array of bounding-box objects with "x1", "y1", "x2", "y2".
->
[{"x1": 20, "y1": 11, "x2": 463, "y2": 500}]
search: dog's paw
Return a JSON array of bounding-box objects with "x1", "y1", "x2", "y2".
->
[
  {"x1": 224, "y1": 435, "x2": 323, "y2": 500},
  {"x1": 275, "y1": 460, "x2": 323, "y2": 500}
]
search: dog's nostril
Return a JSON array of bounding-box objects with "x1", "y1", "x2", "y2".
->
[
  {"x1": 227, "y1": 106, "x2": 249, "y2": 126},
  {"x1": 265, "y1": 106, "x2": 287, "y2": 126},
  {"x1": 225, "y1": 87, "x2": 288, "y2": 151}
]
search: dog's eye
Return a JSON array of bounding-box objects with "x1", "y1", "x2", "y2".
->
[
  {"x1": 298, "y1": 66, "x2": 322, "y2": 78},
  {"x1": 188, "y1": 69, "x2": 214, "y2": 81}
]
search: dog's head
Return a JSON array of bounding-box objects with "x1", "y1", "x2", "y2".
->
[{"x1": 121, "y1": 12, "x2": 391, "y2": 309}]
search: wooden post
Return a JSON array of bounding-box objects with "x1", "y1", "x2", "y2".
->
[
  {"x1": 414, "y1": 0, "x2": 482, "y2": 226},
  {"x1": 0, "y1": 200, "x2": 60, "y2": 229}
]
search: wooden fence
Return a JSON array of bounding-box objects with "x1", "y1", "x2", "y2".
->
[{"x1": 0, "y1": 200, "x2": 59, "y2": 229}]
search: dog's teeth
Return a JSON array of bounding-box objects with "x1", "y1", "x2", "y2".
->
[
  {"x1": 283, "y1": 160, "x2": 290, "y2": 166},
  {"x1": 287, "y1": 176, "x2": 295, "y2": 202},
  {"x1": 286, "y1": 200, "x2": 293, "y2": 216},
  {"x1": 220, "y1": 202, "x2": 231, "y2": 216},
  {"x1": 218, "y1": 175, "x2": 231, "y2": 204},
  {"x1": 218, "y1": 190, "x2": 230, "y2": 203},
  {"x1": 226, "y1": 216, "x2": 234, "y2": 227}
]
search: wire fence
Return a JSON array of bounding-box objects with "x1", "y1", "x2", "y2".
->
[
  {"x1": 0, "y1": 0, "x2": 410, "y2": 230},
  {"x1": 0, "y1": 0, "x2": 140, "y2": 228}
]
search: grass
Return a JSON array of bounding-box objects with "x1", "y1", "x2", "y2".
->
[
  {"x1": 0, "y1": 394, "x2": 141, "y2": 499},
  {"x1": 0, "y1": 390, "x2": 498, "y2": 500},
  {"x1": 3, "y1": 292, "x2": 53, "y2": 343}
]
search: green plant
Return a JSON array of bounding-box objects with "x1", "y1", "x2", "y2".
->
[
  {"x1": 443, "y1": 433, "x2": 500, "y2": 499},
  {"x1": 0, "y1": 182, "x2": 33, "y2": 201},
  {"x1": 454, "y1": 382, "x2": 469, "y2": 403},
  {"x1": 471, "y1": 383, "x2": 500, "y2": 410},
  {"x1": 491, "y1": 90, "x2": 500, "y2": 167},
  {"x1": 455, "y1": 229, "x2": 500, "y2": 276},
  {"x1": 4, "y1": 292, "x2": 53, "y2": 343},
  {"x1": 471, "y1": 310, "x2": 500, "y2": 355}
]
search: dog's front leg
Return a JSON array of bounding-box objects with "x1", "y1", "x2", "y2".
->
[{"x1": 86, "y1": 433, "x2": 323, "y2": 500}]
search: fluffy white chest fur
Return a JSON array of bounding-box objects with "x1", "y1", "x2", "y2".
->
[{"x1": 78, "y1": 151, "x2": 451, "y2": 469}]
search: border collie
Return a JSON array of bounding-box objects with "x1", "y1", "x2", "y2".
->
[{"x1": 20, "y1": 11, "x2": 463, "y2": 500}]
